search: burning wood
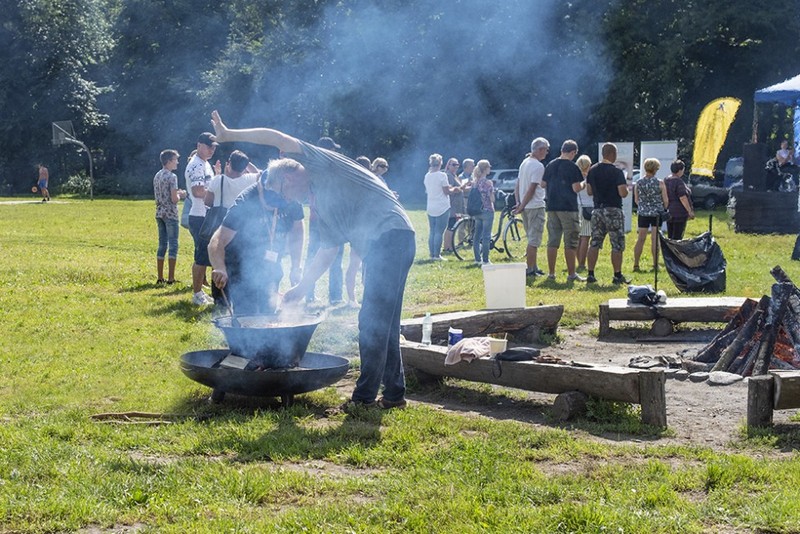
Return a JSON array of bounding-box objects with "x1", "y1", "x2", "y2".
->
[{"x1": 692, "y1": 266, "x2": 800, "y2": 376}]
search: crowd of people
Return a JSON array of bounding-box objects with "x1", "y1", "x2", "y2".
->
[{"x1": 425, "y1": 138, "x2": 699, "y2": 285}]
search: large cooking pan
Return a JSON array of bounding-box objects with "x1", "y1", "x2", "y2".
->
[
  {"x1": 180, "y1": 349, "x2": 349, "y2": 405},
  {"x1": 213, "y1": 314, "x2": 322, "y2": 368}
]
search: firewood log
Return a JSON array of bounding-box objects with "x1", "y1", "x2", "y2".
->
[
  {"x1": 711, "y1": 298, "x2": 768, "y2": 372},
  {"x1": 752, "y1": 283, "x2": 793, "y2": 376},
  {"x1": 729, "y1": 337, "x2": 760, "y2": 375}
]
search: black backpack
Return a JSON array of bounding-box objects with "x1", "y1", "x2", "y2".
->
[{"x1": 466, "y1": 186, "x2": 483, "y2": 216}]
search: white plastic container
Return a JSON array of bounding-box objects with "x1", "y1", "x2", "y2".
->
[
  {"x1": 488, "y1": 337, "x2": 508, "y2": 356},
  {"x1": 481, "y1": 263, "x2": 526, "y2": 309}
]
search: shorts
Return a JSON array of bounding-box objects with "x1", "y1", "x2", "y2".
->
[
  {"x1": 521, "y1": 207, "x2": 546, "y2": 247},
  {"x1": 188, "y1": 215, "x2": 211, "y2": 266},
  {"x1": 637, "y1": 215, "x2": 659, "y2": 229},
  {"x1": 37, "y1": 180, "x2": 47, "y2": 189},
  {"x1": 546, "y1": 211, "x2": 580, "y2": 249},
  {"x1": 589, "y1": 207, "x2": 626, "y2": 252}
]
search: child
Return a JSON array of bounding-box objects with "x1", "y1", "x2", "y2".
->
[{"x1": 153, "y1": 149, "x2": 186, "y2": 284}]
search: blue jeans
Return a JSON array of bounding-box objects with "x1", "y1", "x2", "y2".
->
[
  {"x1": 156, "y1": 217, "x2": 179, "y2": 260},
  {"x1": 353, "y1": 229, "x2": 416, "y2": 403},
  {"x1": 472, "y1": 210, "x2": 494, "y2": 263},
  {"x1": 427, "y1": 209, "x2": 450, "y2": 258}
]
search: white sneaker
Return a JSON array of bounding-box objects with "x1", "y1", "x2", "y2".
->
[
  {"x1": 567, "y1": 273, "x2": 587, "y2": 282},
  {"x1": 193, "y1": 291, "x2": 213, "y2": 306}
]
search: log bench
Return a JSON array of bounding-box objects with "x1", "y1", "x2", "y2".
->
[
  {"x1": 747, "y1": 371, "x2": 800, "y2": 427},
  {"x1": 598, "y1": 297, "x2": 748, "y2": 338},
  {"x1": 401, "y1": 305, "x2": 563, "y2": 345},
  {"x1": 401, "y1": 342, "x2": 666, "y2": 428}
]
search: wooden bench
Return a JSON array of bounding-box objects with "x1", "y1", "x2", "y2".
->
[
  {"x1": 401, "y1": 342, "x2": 666, "y2": 427},
  {"x1": 747, "y1": 371, "x2": 800, "y2": 427},
  {"x1": 401, "y1": 305, "x2": 563, "y2": 345},
  {"x1": 598, "y1": 297, "x2": 749, "y2": 338}
]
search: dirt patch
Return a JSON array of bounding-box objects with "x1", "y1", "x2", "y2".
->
[{"x1": 376, "y1": 321, "x2": 800, "y2": 452}]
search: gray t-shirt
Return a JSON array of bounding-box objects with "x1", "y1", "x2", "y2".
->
[{"x1": 289, "y1": 141, "x2": 414, "y2": 256}]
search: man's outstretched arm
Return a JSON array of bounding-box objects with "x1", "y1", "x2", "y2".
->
[{"x1": 211, "y1": 110, "x2": 302, "y2": 154}]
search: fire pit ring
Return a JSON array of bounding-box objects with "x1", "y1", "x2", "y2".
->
[{"x1": 180, "y1": 349, "x2": 349, "y2": 405}]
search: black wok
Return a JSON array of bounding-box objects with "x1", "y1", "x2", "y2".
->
[{"x1": 213, "y1": 314, "x2": 322, "y2": 368}]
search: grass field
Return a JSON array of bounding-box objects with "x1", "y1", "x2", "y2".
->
[{"x1": 2, "y1": 197, "x2": 800, "y2": 532}]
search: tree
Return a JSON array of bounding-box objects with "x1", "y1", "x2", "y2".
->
[{"x1": 0, "y1": 0, "x2": 114, "y2": 192}]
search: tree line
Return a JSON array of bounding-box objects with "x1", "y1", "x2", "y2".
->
[{"x1": 2, "y1": 0, "x2": 799, "y2": 200}]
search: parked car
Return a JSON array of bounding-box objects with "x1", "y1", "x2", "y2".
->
[
  {"x1": 689, "y1": 176, "x2": 729, "y2": 210},
  {"x1": 488, "y1": 168, "x2": 519, "y2": 207},
  {"x1": 488, "y1": 168, "x2": 519, "y2": 195}
]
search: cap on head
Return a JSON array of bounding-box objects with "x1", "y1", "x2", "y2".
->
[
  {"x1": 197, "y1": 132, "x2": 218, "y2": 147},
  {"x1": 317, "y1": 136, "x2": 341, "y2": 151}
]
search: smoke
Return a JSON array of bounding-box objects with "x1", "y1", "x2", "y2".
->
[{"x1": 231, "y1": 0, "x2": 611, "y2": 201}]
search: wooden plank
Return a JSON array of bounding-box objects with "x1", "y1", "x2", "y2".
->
[
  {"x1": 401, "y1": 342, "x2": 642, "y2": 403},
  {"x1": 747, "y1": 375, "x2": 774, "y2": 428},
  {"x1": 599, "y1": 302, "x2": 611, "y2": 338},
  {"x1": 639, "y1": 370, "x2": 667, "y2": 428},
  {"x1": 604, "y1": 297, "x2": 748, "y2": 323},
  {"x1": 770, "y1": 370, "x2": 800, "y2": 410},
  {"x1": 401, "y1": 305, "x2": 563, "y2": 344}
]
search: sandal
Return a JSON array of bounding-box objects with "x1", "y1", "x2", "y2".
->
[
  {"x1": 156, "y1": 278, "x2": 166, "y2": 285},
  {"x1": 166, "y1": 279, "x2": 176, "y2": 285},
  {"x1": 377, "y1": 397, "x2": 407, "y2": 410}
]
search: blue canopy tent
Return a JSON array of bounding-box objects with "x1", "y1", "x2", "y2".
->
[{"x1": 753, "y1": 74, "x2": 800, "y2": 161}]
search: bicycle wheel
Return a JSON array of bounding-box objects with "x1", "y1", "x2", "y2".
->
[
  {"x1": 502, "y1": 217, "x2": 527, "y2": 260},
  {"x1": 451, "y1": 217, "x2": 474, "y2": 261}
]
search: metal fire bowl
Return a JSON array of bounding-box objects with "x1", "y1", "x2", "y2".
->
[{"x1": 180, "y1": 350, "x2": 348, "y2": 403}]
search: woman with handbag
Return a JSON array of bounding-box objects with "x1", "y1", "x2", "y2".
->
[
  {"x1": 664, "y1": 160, "x2": 695, "y2": 240},
  {"x1": 632, "y1": 158, "x2": 669, "y2": 271}
]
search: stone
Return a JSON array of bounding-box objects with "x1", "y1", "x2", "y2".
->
[
  {"x1": 683, "y1": 360, "x2": 711, "y2": 373},
  {"x1": 689, "y1": 372, "x2": 710, "y2": 383},
  {"x1": 629, "y1": 356, "x2": 664, "y2": 369},
  {"x1": 707, "y1": 371, "x2": 744, "y2": 386},
  {"x1": 672, "y1": 370, "x2": 690, "y2": 381}
]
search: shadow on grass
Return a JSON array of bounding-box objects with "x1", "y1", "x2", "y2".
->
[
  {"x1": 121, "y1": 281, "x2": 190, "y2": 293},
  {"x1": 167, "y1": 390, "x2": 386, "y2": 461},
  {"x1": 145, "y1": 299, "x2": 214, "y2": 322},
  {"x1": 406, "y1": 374, "x2": 669, "y2": 442}
]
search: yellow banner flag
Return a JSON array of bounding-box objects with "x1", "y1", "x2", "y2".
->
[{"x1": 692, "y1": 97, "x2": 741, "y2": 177}]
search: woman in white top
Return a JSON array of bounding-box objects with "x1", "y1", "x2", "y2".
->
[{"x1": 424, "y1": 153, "x2": 458, "y2": 260}]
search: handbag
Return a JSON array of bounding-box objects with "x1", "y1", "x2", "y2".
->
[
  {"x1": 199, "y1": 176, "x2": 227, "y2": 241},
  {"x1": 581, "y1": 206, "x2": 594, "y2": 220}
]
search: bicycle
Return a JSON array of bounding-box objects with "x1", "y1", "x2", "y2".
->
[{"x1": 451, "y1": 190, "x2": 527, "y2": 261}]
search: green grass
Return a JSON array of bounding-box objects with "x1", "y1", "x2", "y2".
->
[{"x1": 2, "y1": 197, "x2": 800, "y2": 532}]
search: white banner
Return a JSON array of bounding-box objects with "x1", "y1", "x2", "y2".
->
[
  {"x1": 600, "y1": 142, "x2": 635, "y2": 232},
  {"x1": 640, "y1": 141, "x2": 677, "y2": 180}
]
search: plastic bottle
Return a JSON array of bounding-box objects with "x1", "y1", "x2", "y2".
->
[{"x1": 421, "y1": 312, "x2": 433, "y2": 345}]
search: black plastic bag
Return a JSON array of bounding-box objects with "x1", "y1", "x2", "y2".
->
[
  {"x1": 659, "y1": 231, "x2": 726, "y2": 293},
  {"x1": 628, "y1": 284, "x2": 658, "y2": 305}
]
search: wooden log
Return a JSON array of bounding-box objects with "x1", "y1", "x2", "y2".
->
[
  {"x1": 694, "y1": 329, "x2": 739, "y2": 364},
  {"x1": 711, "y1": 298, "x2": 768, "y2": 372},
  {"x1": 752, "y1": 283, "x2": 794, "y2": 376},
  {"x1": 401, "y1": 305, "x2": 563, "y2": 344},
  {"x1": 729, "y1": 338, "x2": 760, "y2": 375},
  {"x1": 552, "y1": 391, "x2": 588, "y2": 421},
  {"x1": 639, "y1": 370, "x2": 667, "y2": 428},
  {"x1": 401, "y1": 342, "x2": 643, "y2": 403},
  {"x1": 650, "y1": 317, "x2": 674, "y2": 337},
  {"x1": 771, "y1": 371, "x2": 800, "y2": 410},
  {"x1": 747, "y1": 375, "x2": 774, "y2": 428},
  {"x1": 693, "y1": 298, "x2": 759, "y2": 364},
  {"x1": 599, "y1": 302, "x2": 611, "y2": 338}
]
